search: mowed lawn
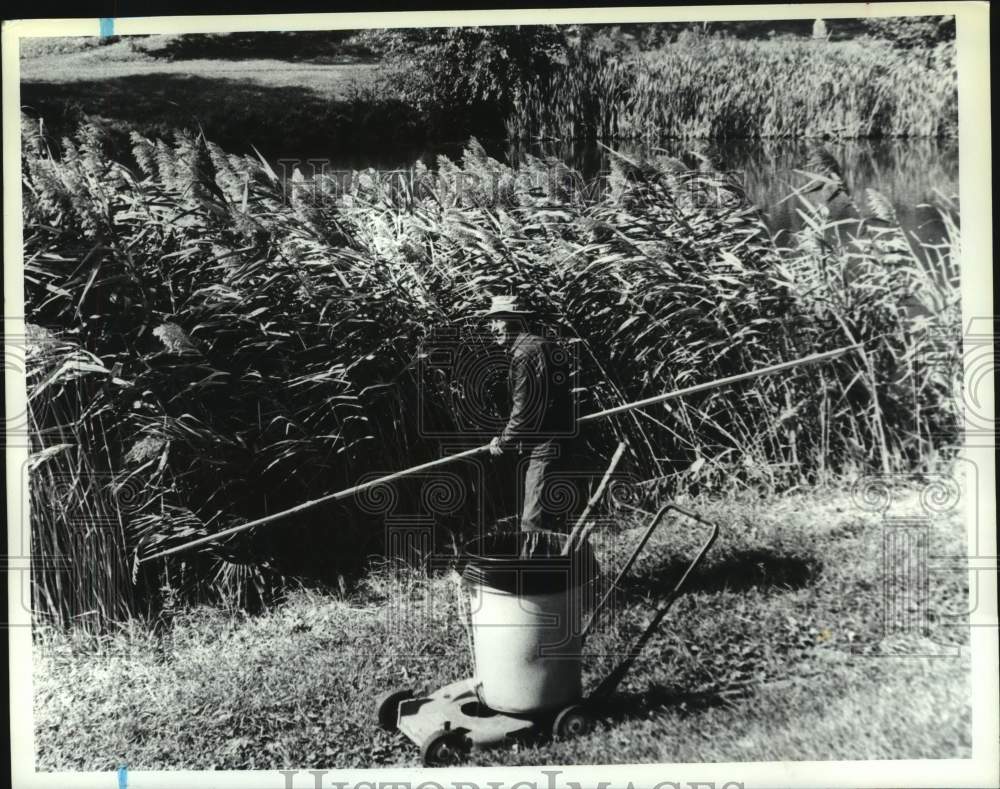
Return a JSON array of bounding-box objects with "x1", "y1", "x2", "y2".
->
[
  {"x1": 19, "y1": 35, "x2": 384, "y2": 155},
  {"x1": 33, "y1": 482, "x2": 971, "y2": 770},
  {"x1": 19, "y1": 39, "x2": 376, "y2": 99}
]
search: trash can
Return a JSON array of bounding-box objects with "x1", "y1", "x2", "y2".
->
[{"x1": 460, "y1": 532, "x2": 598, "y2": 714}]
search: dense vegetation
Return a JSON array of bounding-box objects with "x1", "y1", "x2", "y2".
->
[
  {"x1": 23, "y1": 118, "x2": 960, "y2": 626},
  {"x1": 506, "y1": 32, "x2": 956, "y2": 140},
  {"x1": 346, "y1": 25, "x2": 958, "y2": 143},
  {"x1": 21, "y1": 21, "x2": 957, "y2": 160}
]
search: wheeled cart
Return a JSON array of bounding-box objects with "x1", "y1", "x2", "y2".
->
[{"x1": 376, "y1": 503, "x2": 719, "y2": 766}]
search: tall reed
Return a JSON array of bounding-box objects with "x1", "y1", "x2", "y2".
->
[
  {"x1": 21, "y1": 119, "x2": 961, "y2": 626},
  {"x1": 507, "y1": 34, "x2": 957, "y2": 141}
]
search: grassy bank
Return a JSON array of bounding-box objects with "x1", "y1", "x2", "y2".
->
[
  {"x1": 19, "y1": 35, "x2": 409, "y2": 158},
  {"x1": 34, "y1": 484, "x2": 971, "y2": 769}
]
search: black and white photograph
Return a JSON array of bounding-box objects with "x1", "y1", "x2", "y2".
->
[{"x1": 3, "y1": 3, "x2": 996, "y2": 788}]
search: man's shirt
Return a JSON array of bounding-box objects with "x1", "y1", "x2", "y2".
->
[{"x1": 499, "y1": 332, "x2": 574, "y2": 448}]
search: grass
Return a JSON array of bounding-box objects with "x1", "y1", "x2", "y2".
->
[
  {"x1": 33, "y1": 482, "x2": 971, "y2": 769},
  {"x1": 19, "y1": 36, "x2": 376, "y2": 97},
  {"x1": 20, "y1": 36, "x2": 402, "y2": 157}
]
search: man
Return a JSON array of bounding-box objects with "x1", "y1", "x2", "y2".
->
[{"x1": 483, "y1": 295, "x2": 574, "y2": 532}]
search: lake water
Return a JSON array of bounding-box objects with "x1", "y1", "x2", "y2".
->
[{"x1": 274, "y1": 137, "x2": 959, "y2": 245}]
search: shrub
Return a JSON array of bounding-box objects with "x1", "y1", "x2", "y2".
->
[
  {"x1": 361, "y1": 26, "x2": 569, "y2": 137},
  {"x1": 861, "y1": 16, "x2": 956, "y2": 49}
]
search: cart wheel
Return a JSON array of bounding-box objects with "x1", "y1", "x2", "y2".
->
[
  {"x1": 421, "y1": 729, "x2": 470, "y2": 767},
  {"x1": 375, "y1": 688, "x2": 413, "y2": 731},
  {"x1": 552, "y1": 704, "x2": 591, "y2": 740}
]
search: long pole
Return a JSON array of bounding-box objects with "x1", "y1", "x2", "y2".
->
[
  {"x1": 141, "y1": 343, "x2": 860, "y2": 562},
  {"x1": 141, "y1": 446, "x2": 489, "y2": 561},
  {"x1": 578, "y1": 343, "x2": 861, "y2": 423}
]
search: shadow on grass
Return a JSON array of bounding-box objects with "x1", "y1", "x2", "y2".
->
[
  {"x1": 21, "y1": 73, "x2": 427, "y2": 161},
  {"x1": 148, "y1": 31, "x2": 374, "y2": 63},
  {"x1": 591, "y1": 683, "x2": 749, "y2": 725},
  {"x1": 624, "y1": 548, "x2": 820, "y2": 598}
]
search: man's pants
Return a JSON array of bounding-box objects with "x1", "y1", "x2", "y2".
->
[{"x1": 520, "y1": 440, "x2": 561, "y2": 532}]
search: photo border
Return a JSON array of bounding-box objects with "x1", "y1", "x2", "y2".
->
[{"x1": 3, "y1": 3, "x2": 994, "y2": 788}]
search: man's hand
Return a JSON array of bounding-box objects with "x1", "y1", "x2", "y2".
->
[{"x1": 489, "y1": 436, "x2": 503, "y2": 456}]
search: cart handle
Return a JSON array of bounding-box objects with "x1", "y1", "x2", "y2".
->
[
  {"x1": 583, "y1": 502, "x2": 666, "y2": 639},
  {"x1": 588, "y1": 503, "x2": 719, "y2": 700}
]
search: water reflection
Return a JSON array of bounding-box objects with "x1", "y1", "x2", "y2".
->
[
  {"x1": 276, "y1": 137, "x2": 958, "y2": 243},
  {"x1": 504, "y1": 137, "x2": 959, "y2": 243}
]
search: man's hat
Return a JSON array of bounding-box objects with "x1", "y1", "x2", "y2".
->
[{"x1": 481, "y1": 295, "x2": 534, "y2": 319}]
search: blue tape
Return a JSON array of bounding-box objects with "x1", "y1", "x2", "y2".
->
[
  {"x1": 117, "y1": 764, "x2": 127, "y2": 789},
  {"x1": 99, "y1": 18, "x2": 115, "y2": 38}
]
